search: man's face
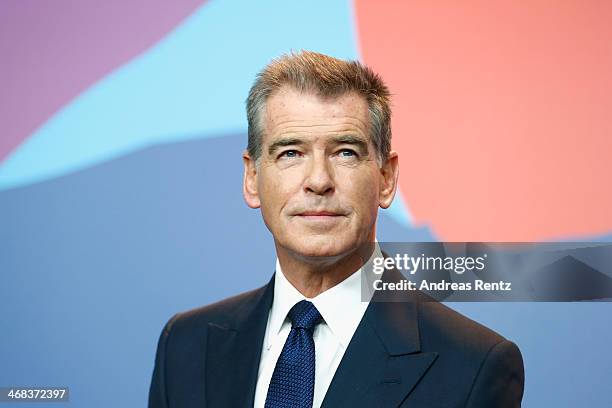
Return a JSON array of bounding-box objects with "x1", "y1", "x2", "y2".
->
[{"x1": 243, "y1": 86, "x2": 397, "y2": 261}]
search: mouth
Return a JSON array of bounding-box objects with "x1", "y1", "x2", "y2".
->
[
  {"x1": 293, "y1": 210, "x2": 347, "y2": 228},
  {"x1": 297, "y1": 211, "x2": 343, "y2": 217}
]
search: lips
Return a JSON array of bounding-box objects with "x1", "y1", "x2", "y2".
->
[{"x1": 297, "y1": 211, "x2": 342, "y2": 216}]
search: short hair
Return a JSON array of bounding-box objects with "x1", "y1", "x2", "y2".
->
[{"x1": 246, "y1": 51, "x2": 392, "y2": 164}]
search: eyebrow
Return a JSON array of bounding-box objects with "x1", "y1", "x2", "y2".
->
[
  {"x1": 267, "y1": 135, "x2": 369, "y2": 156},
  {"x1": 331, "y1": 135, "x2": 369, "y2": 152},
  {"x1": 267, "y1": 138, "x2": 305, "y2": 156}
]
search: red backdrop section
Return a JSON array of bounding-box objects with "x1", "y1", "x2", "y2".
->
[{"x1": 355, "y1": 1, "x2": 612, "y2": 241}]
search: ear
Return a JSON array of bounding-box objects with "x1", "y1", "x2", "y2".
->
[
  {"x1": 379, "y1": 150, "x2": 399, "y2": 209},
  {"x1": 243, "y1": 151, "x2": 261, "y2": 208}
]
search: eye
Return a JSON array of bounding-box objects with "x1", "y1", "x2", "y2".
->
[
  {"x1": 279, "y1": 149, "x2": 302, "y2": 159},
  {"x1": 338, "y1": 149, "x2": 357, "y2": 157}
]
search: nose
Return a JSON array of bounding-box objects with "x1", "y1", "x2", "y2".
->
[{"x1": 303, "y1": 153, "x2": 334, "y2": 195}]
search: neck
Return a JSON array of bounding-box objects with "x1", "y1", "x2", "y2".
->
[{"x1": 275, "y1": 242, "x2": 375, "y2": 298}]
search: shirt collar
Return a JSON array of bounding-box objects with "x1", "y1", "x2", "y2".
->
[
  {"x1": 268, "y1": 259, "x2": 309, "y2": 344},
  {"x1": 268, "y1": 242, "x2": 382, "y2": 349}
]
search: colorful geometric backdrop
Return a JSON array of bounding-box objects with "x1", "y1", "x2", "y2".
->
[{"x1": 2, "y1": 1, "x2": 611, "y2": 407}]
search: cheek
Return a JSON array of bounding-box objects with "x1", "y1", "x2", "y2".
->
[
  {"x1": 258, "y1": 172, "x2": 298, "y2": 214},
  {"x1": 345, "y1": 173, "x2": 380, "y2": 215}
]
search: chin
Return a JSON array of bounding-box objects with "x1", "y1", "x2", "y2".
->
[{"x1": 287, "y1": 234, "x2": 356, "y2": 259}]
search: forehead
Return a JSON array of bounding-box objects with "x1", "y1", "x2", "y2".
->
[{"x1": 263, "y1": 86, "x2": 370, "y2": 142}]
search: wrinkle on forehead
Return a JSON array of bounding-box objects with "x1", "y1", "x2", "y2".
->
[{"x1": 264, "y1": 87, "x2": 371, "y2": 143}]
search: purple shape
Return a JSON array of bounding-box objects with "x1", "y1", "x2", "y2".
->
[{"x1": 0, "y1": 0, "x2": 206, "y2": 162}]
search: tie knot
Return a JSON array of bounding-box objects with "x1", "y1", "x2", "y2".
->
[{"x1": 288, "y1": 300, "x2": 322, "y2": 330}]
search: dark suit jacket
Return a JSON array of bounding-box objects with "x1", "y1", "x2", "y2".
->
[{"x1": 149, "y1": 268, "x2": 524, "y2": 407}]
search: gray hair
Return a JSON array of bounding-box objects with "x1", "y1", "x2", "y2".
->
[{"x1": 246, "y1": 51, "x2": 392, "y2": 164}]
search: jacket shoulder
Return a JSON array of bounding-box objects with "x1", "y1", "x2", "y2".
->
[
  {"x1": 418, "y1": 300, "x2": 506, "y2": 353},
  {"x1": 410, "y1": 300, "x2": 523, "y2": 406},
  {"x1": 165, "y1": 284, "x2": 269, "y2": 339}
]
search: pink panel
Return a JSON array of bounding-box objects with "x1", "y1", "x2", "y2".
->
[{"x1": 355, "y1": 1, "x2": 612, "y2": 240}]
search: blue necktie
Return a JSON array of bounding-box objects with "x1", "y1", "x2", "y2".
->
[{"x1": 265, "y1": 300, "x2": 323, "y2": 408}]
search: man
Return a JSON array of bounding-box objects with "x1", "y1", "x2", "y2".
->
[{"x1": 149, "y1": 51, "x2": 524, "y2": 407}]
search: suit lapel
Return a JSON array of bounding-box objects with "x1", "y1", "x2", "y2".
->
[
  {"x1": 321, "y1": 269, "x2": 438, "y2": 408},
  {"x1": 204, "y1": 268, "x2": 438, "y2": 407},
  {"x1": 205, "y1": 278, "x2": 274, "y2": 408}
]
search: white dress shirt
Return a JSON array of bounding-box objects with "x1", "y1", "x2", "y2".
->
[{"x1": 253, "y1": 245, "x2": 381, "y2": 408}]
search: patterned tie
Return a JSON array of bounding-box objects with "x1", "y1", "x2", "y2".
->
[{"x1": 265, "y1": 300, "x2": 323, "y2": 408}]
